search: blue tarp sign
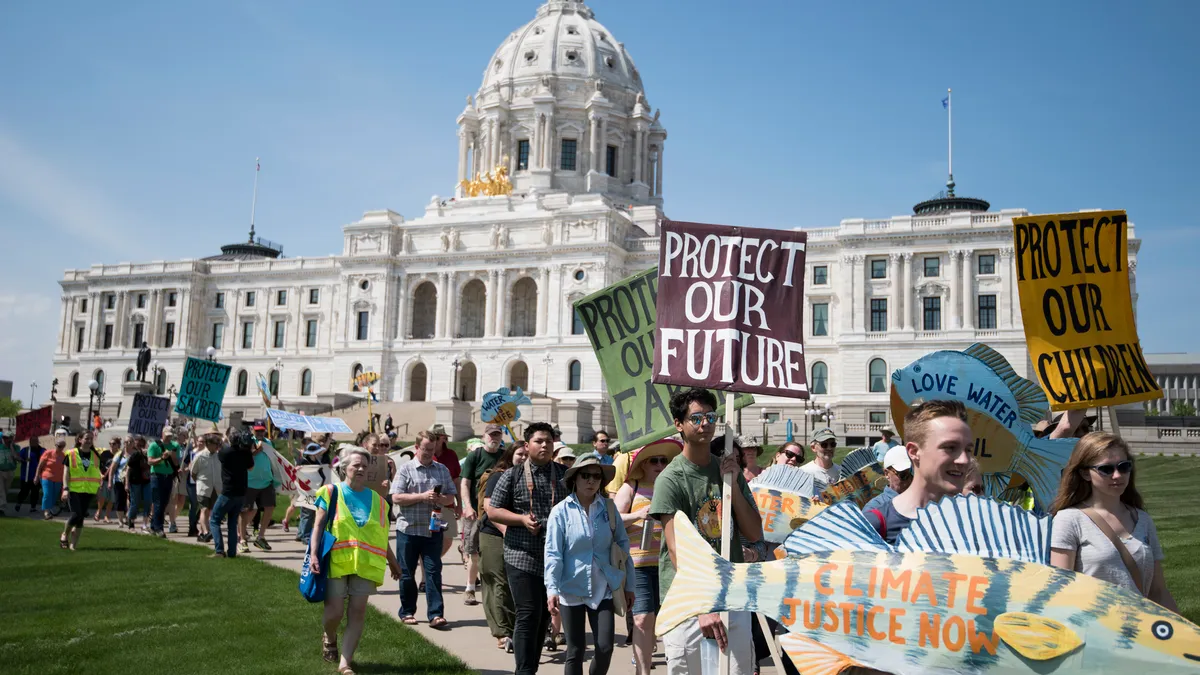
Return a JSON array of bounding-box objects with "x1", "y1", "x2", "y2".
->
[
  {"x1": 174, "y1": 358, "x2": 231, "y2": 423},
  {"x1": 266, "y1": 408, "x2": 353, "y2": 434}
]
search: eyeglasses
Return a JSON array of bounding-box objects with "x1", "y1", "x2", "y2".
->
[
  {"x1": 646, "y1": 457, "x2": 670, "y2": 466},
  {"x1": 818, "y1": 441, "x2": 837, "y2": 450},
  {"x1": 1089, "y1": 461, "x2": 1133, "y2": 477},
  {"x1": 784, "y1": 451, "x2": 803, "y2": 461},
  {"x1": 687, "y1": 412, "x2": 718, "y2": 427},
  {"x1": 595, "y1": 438, "x2": 610, "y2": 444},
  {"x1": 579, "y1": 472, "x2": 604, "y2": 481}
]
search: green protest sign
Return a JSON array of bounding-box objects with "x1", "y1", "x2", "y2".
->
[
  {"x1": 174, "y1": 357, "x2": 232, "y2": 423},
  {"x1": 575, "y1": 267, "x2": 753, "y2": 450}
]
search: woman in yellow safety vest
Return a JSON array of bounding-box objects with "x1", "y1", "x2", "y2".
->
[
  {"x1": 61, "y1": 430, "x2": 103, "y2": 551},
  {"x1": 309, "y1": 448, "x2": 401, "y2": 675}
]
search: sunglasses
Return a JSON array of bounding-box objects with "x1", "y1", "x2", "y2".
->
[
  {"x1": 687, "y1": 412, "x2": 718, "y2": 426},
  {"x1": 579, "y1": 472, "x2": 604, "y2": 481},
  {"x1": 595, "y1": 438, "x2": 610, "y2": 443},
  {"x1": 1089, "y1": 461, "x2": 1133, "y2": 477},
  {"x1": 784, "y1": 451, "x2": 803, "y2": 461},
  {"x1": 818, "y1": 441, "x2": 837, "y2": 450},
  {"x1": 646, "y1": 457, "x2": 670, "y2": 466}
]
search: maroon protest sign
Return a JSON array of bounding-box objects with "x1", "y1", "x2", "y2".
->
[
  {"x1": 652, "y1": 220, "x2": 810, "y2": 398},
  {"x1": 15, "y1": 405, "x2": 53, "y2": 442}
]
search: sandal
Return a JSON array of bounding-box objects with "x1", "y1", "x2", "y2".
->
[
  {"x1": 337, "y1": 667, "x2": 356, "y2": 675},
  {"x1": 401, "y1": 616, "x2": 419, "y2": 625},
  {"x1": 60, "y1": 534, "x2": 68, "y2": 549},
  {"x1": 322, "y1": 635, "x2": 338, "y2": 663},
  {"x1": 429, "y1": 617, "x2": 449, "y2": 630}
]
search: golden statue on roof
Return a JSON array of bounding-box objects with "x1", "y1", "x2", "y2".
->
[{"x1": 459, "y1": 157, "x2": 513, "y2": 197}]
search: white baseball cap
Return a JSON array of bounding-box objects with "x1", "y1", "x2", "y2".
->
[{"x1": 883, "y1": 445, "x2": 912, "y2": 473}]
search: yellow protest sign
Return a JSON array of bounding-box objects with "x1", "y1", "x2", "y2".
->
[{"x1": 1012, "y1": 210, "x2": 1162, "y2": 411}]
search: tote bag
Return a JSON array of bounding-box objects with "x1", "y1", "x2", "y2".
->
[{"x1": 299, "y1": 485, "x2": 340, "y2": 603}]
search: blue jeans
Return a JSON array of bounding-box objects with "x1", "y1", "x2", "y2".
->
[
  {"x1": 150, "y1": 474, "x2": 173, "y2": 533},
  {"x1": 40, "y1": 479, "x2": 62, "y2": 512},
  {"x1": 128, "y1": 483, "x2": 152, "y2": 520},
  {"x1": 297, "y1": 507, "x2": 315, "y2": 545},
  {"x1": 210, "y1": 494, "x2": 244, "y2": 556},
  {"x1": 397, "y1": 530, "x2": 444, "y2": 621}
]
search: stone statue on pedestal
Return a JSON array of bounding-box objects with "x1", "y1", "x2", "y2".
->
[{"x1": 136, "y1": 342, "x2": 152, "y2": 381}]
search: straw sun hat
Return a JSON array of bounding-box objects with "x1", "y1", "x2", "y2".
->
[{"x1": 627, "y1": 437, "x2": 684, "y2": 482}]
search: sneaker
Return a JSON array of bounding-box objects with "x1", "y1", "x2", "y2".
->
[
  {"x1": 256, "y1": 538, "x2": 272, "y2": 551},
  {"x1": 554, "y1": 633, "x2": 565, "y2": 647},
  {"x1": 209, "y1": 552, "x2": 226, "y2": 558},
  {"x1": 239, "y1": 540, "x2": 250, "y2": 553},
  {"x1": 463, "y1": 590, "x2": 479, "y2": 606},
  {"x1": 544, "y1": 635, "x2": 557, "y2": 652},
  {"x1": 168, "y1": 523, "x2": 178, "y2": 534}
]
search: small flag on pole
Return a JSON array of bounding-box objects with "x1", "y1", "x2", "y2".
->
[{"x1": 942, "y1": 97, "x2": 949, "y2": 109}]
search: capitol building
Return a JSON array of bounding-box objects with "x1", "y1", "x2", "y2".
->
[{"x1": 50, "y1": 0, "x2": 1140, "y2": 444}]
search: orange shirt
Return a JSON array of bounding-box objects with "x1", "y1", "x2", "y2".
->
[{"x1": 40, "y1": 449, "x2": 65, "y2": 482}]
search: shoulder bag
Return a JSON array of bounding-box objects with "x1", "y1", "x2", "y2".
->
[
  {"x1": 1081, "y1": 507, "x2": 1145, "y2": 596},
  {"x1": 606, "y1": 498, "x2": 629, "y2": 617},
  {"x1": 299, "y1": 485, "x2": 340, "y2": 603}
]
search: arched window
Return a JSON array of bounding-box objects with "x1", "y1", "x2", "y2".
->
[
  {"x1": 93, "y1": 370, "x2": 105, "y2": 394},
  {"x1": 568, "y1": 360, "x2": 582, "y2": 391},
  {"x1": 459, "y1": 279, "x2": 487, "y2": 338},
  {"x1": 868, "y1": 358, "x2": 887, "y2": 393},
  {"x1": 811, "y1": 362, "x2": 828, "y2": 395},
  {"x1": 510, "y1": 277, "x2": 538, "y2": 337},
  {"x1": 70, "y1": 372, "x2": 79, "y2": 397},
  {"x1": 236, "y1": 370, "x2": 248, "y2": 396},
  {"x1": 411, "y1": 282, "x2": 437, "y2": 339},
  {"x1": 268, "y1": 369, "x2": 280, "y2": 396},
  {"x1": 125, "y1": 369, "x2": 135, "y2": 382},
  {"x1": 351, "y1": 363, "x2": 363, "y2": 391},
  {"x1": 409, "y1": 363, "x2": 427, "y2": 402},
  {"x1": 155, "y1": 369, "x2": 167, "y2": 395},
  {"x1": 458, "y1": 362, "x2": 478, "y2": 401},
  {"x1": 300, "y1": 369, "x2": 313, "y2": 396},
  {"x1": 509, "y1": 361, "x2": 529, "y2": 391}
]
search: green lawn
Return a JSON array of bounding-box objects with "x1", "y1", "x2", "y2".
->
[
  {"x1": 0, "y1": 519, "x2": 471, "y2": 675},
  {"x1": 1132, "y1": 456, "x2": 1200, "y2": 622}
]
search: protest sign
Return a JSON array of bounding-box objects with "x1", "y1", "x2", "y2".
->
[
  {"x1": 575, "y1": 268, "x2": 753, "y2": 451},
  {"x1": 174, "y1": 357, "x2": 232, "y2": 422},
  {"x1": 15, "y1": 405, "x2": 52, "y2": 442},
  {"x1": 1013, "y1": 210, "x2": 1162, "y2": 410},
  {"x1": 652, "y1": 220, "x2": 810, "y2": 398},
  {"x1": 265, "y1": 408, "x2": 353, "y2": 434},
  {"x1": 364, "y1": 455, "x2": 391, "y2": 496},
  {"x1": 127, "y1": 393, "x2": 171, "y2": 436},
  {"x1": 265, "y1": 445, "x2": 333, "y2": 510}
]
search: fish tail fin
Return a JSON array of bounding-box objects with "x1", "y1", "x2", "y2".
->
[
  {"x1": 656, "y1": 510, "x2": 737, "y2": 635},
  {"x1": 1014, "y1": 434, "x2": 1078, "y2": 511},
  {"x1": 963, "y1": 342, "x2": 1050, "y2": 425}
]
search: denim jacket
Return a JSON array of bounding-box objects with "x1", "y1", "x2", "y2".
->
[{"x1": 544, "y1": 493, "x2": 635, "y2": 602}]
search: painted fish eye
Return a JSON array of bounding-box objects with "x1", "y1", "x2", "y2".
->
[{"x1": 1152, "y1": 620, "x2": 1174, "y2": 640}]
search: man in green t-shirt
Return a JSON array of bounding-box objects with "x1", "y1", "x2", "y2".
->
[
  {"x1": 458, "y1": 424, "x2": 506, "y2": 606},
  {"x1": 146, "y1": 428, "x2": 181, "y2": 537},
  {"x1": 239, "y1": 424, "x2": 279, "y2": 553},
  {"x1": 649, "y1": 388, "x2": 762, "y2": 675}
]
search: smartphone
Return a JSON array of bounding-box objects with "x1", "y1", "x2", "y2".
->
[{"x1": 433, "y1": 485, "x2": 442, "y2": 495}]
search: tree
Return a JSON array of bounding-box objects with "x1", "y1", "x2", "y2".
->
[
  {"x1": 0, "y1": 398, "x2": 23, "y2": 418},
  {"x1": 1170, "y1": 400, "x2": 1197, "y2": 417}
]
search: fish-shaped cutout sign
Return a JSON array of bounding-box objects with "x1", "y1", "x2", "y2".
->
[
  {"x1": 890, "y1": 343, "x2": 1078, "y2": 510},
  {"x1": 658, "y1": 496, "x2": 1200, "y2": 675},
  {"x1": 481, "y1": 387, "x2": 532, "y2": 438},
  {"x1": 813, "y1": 447, "x2": 886, "y2": 508},
  {"x1": 750, "y1": 465, "x2": 826, "y2": 544}
]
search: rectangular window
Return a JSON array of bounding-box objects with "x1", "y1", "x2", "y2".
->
[
  {"x1": 245, "y1": 291, "x2": 256, "y2": 307},
  {"x1": 923, "y1": 297, "x2": 942, "y2": 331},
  {"x1": 978, "y1": 254, "x2": 996, "y2": 275},
  {"x1": 306, "y1": 319, "x2": 318, "y2": 348},
  {"x1": 80, "y1": 298, "x2": 87, "y2": 313},
  {"x1": 103, "y1": 324, "x2": 114, "y2": 349},
  {"x1": 137, "y1": 294, "x2": 146, "y2": 309},
  {"x1": 164, "y1": 322, "x2": 175, "y2": 349},
  {"x1": 571, "y1": 309, "x2": 585, "y2": 335},
  {"x1": 308, "y1": 288, "x2": 320, "y2": 304},
  {"x1": 167, "y1": 292, "x2": 177, "y2": 307},
  {"x1": 356, "y1": 311, "x2": 369, "y2": 341},
  {"x1": 132, "y1": 323, "x2": 144, "y2": 348},
  {"x1": 813, "y1": 266, "x2": 828, "y2": 285},
  {"x1": 76, "y1": 326, "x2": 85, "y2": 352},
  {"x1": 215, "y1": 292, "x2": 225, "y2": 309},
  {"x1": 870, "y1": 259, "x2": 887, "y2": 279},
  {"x1": 212, "y1": 323, "x2": 224, "y2": 349},
  {"x1": 241, "y1": 321, "x2": 254, "y2": 349},
  {"x1": 978, "y1": 294, "x2": 997, "y2": 330},
  {"x1": 605, "y1": 145, "x2": 617, "y2": 177},
  {"x1": 869, "y1": 411, "x2": 887, "y2": 424},
  {"x1": 273, "y1": 320, "x2": 285, "y2": 348},
  {"x1": 870, "y1": 298, "x2": 887, "y2": 332},
  {"x1": 276, "y1": 290, "x2": 287, "y2": 306},
  {"x1": 924, "y1": 257, "x2": 940, "y2": 277},
  {"x1": 517, "y1": 140, "x2": 530, "y2": 170},
  {"x1": 105, "y1": 294, "x2": 115, "y2": 310},
  {"x1": 812, "y1": 303, "x2": 829, "y2": 336},
  {"x1": 560, "y1": 139, "x2": 577, "y2": 171}
]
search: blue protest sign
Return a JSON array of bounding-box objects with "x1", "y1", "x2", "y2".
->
[{"x1": 174, "y1": 357, "x2": 231, "y2": 423}]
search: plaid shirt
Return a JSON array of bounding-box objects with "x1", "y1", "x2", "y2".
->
[
  {"x1": 489, "y1": 460, "x2": 567, "y2": 575},
  {"x1": 391, "y1": 459, "x2": 457, "y2": 537}
]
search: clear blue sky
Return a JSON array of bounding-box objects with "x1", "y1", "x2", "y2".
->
[{"x1": 1, "y1": 0, "x2": 1197, "y2": 405}]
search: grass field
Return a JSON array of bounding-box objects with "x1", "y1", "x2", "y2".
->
[{"x1": 0, "y1": 519, "x2": 471, "y2": 675}]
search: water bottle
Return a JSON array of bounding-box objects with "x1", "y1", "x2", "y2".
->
[{"x1": 429, "y1": 508, "x2": 441, "y2": 532}]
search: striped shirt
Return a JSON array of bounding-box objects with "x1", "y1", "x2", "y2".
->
[{"x1": 391, "y1": 459, "x2": 457, "y2": 537}]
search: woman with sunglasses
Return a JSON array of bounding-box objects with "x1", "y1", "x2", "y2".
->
[
  {"x1": 773, "y1": 442, "x2": 805, "y2": 467},
  {"x1": 1049, "y1": 432, "x2": 1178, "y2": 610},
  {"x1": 613, "y1": 439, "x2": 682, "y2": 675},
  {"x1": 545, "y1": 453, "x2": 635, "y2": 675}
]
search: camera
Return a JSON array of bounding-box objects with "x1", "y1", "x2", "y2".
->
[{"x1": 229, "y1": 432, "x2": 255, "y2": 453}]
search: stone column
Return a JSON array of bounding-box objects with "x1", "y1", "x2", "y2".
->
[
  {"x1": 446, "y1": 272, "x2": 459, "y2": 338},
  {"x1": 889, "y1": 253, "x2": 902, "y2": 331},
  {"x1": 961, "y1": 250, "x2": 975, "y2": 330},
  {"x1": 57, "y1": 297, "x2": 69, "y2": 354},
  {"x1": 531, "y1": 114, "x2": 543, "y2": 170},
  {"x1": 435, "y1": 272, "x2": 448, "y2": 339},
  {"x1": 655, "y1": 145, "x2": 664, "y2": 196},
  {"x1": 485, "y1": 270, "x2": 498, "y2": 337},
  {"x1": 852, "y1": 255, "x2": 865, "y2": 332},
  {"x1": 633, "y1": 126, "x2": 644, "y2": 183},
  {"x1": 179, "y1": 289, "x2": 192, "y2": 350},
  {"x1": 589, "y1": 114, "x2": 600, "y2": 172},
  {"x1": 900, "y1": 253, "x2": 913, "y2": 330},
  {"x1": 838, "y1": 255, "x2": 854, "y2": 335},
  {"x1": 998, "y1": 247, "x2": 1014, "y2": 328},
  {"x1": 495, "y1": 270, "x2": 508, "y2": 338},
  {"x1": 1129, "y1": 259, "x2": 1138, "y2": 322},
  {"x1": 537, "y1": 267, "x2": 551, "y2": 335},
  {"x1": 948, "y1": 251, "x2": 961, "y2": 329},
  {"x1": 457, "y1": 130, "x2": 468, "y2": 184}
]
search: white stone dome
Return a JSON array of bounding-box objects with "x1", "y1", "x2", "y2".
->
[{"x1": 479, "y1": 1, "x2": 644, "y2": 100}]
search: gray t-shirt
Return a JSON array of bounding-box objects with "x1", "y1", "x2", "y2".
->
[
  {"x1": 799, "y1": 460, "x2": 840, "y2": 486},
  {"x1": 1050, "y1": 507, "x2": 1164, "y2": 593}
]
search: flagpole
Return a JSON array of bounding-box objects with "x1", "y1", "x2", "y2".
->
[
  {"x1": 249, "y1": 157, "x2": 260, "y2": 241},
  {"x1": 946, "y1": 88, "x2": 954, "y2": 196}
]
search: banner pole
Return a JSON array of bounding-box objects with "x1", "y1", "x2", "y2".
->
[
  {"x1": 1107, "y1": 406, "x2": 1122, "y2": 439},
  {"x1": 755, "y1": 612, "x2": 784, "y2": 674},
  {"x1": 720, "y1": 391, "x2": 734, "y2": 675}
]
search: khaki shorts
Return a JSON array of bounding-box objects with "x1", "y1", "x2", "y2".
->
[
  {"x1": 326, "y1": 574, "x2": 378, "y2": 598},
  {"x1": 462, "y1": 516, "x2": 481, "y2": 555}
]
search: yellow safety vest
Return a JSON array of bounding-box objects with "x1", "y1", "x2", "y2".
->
[
  {"x1": 323, "y1": 485, "x2": 389, "y2": 586},
  {"x1": 67, "y1": 449, "x2": 102, "y2": 495}
]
